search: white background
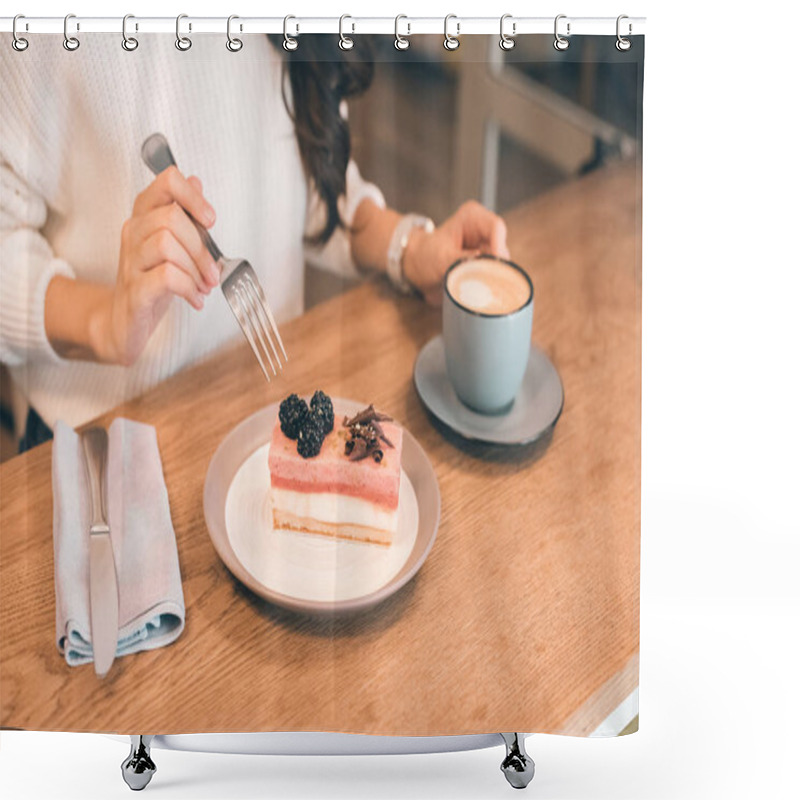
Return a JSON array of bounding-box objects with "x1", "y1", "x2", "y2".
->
[{"x1": 2, "y1": 1, "x2": 798, "y2": 798}]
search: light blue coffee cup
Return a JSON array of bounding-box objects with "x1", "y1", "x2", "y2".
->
[{"x1": 443, "y1": 255, "x2": 534, "y2": 415}]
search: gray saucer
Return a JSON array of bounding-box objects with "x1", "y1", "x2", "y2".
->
[{"x1": 413, "y1": 335, "x2": 564, "y2": 446}]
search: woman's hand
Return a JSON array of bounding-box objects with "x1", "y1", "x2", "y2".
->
[
  {"x1": 402, "y1": 200, "x2": 510, "y2": 305},
  {"x1": 101, "y1": 166, "x2": 219, "y2": 365}
]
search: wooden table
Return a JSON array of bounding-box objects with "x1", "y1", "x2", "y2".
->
[{"x1": 0, "y1": 163, "x2": 641, "y2": 736}]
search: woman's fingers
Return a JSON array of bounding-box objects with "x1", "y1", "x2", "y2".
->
[
  {"x1": 455, "y1": 200, "x2": 510, "y2": 259},
  {"x1": 138, "y1": 228, "x2": 210, "y2": 295},
  {"x1": 144, "y1": 262, "x2": 205, "y2": 310},
  {"x1": 134, "y1": 204, "x2": 219, "y2": 288},
  {"x1": 132, "y1": 165, "x2": 216, "y2": 228}
]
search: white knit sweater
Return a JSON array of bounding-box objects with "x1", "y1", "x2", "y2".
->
[{"x1": 0, "y1": 34, "x2": 384, "y2": 430}]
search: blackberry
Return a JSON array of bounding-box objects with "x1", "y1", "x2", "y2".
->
[
  {"x1": 296, "y1": 419, "x2": 325, "y2": 459},
  {"x1": 309, "y1": 390, "x2": 334, "y2": 435},
  {"x1": 279, "y1": 394, "x2": 308, "y2": 440}
]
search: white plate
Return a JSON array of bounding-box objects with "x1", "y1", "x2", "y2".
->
[{"x1": 203, "y1": 399, "x2": 441, "y2": 614}]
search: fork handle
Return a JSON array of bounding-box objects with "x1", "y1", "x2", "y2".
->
[{"x1": 141, "y1": 133, "x2": 224, "y2": 263}]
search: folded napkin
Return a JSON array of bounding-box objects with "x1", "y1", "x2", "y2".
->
[{"x1": 52, "y1": 417, "x2": 185, "y2": 667}]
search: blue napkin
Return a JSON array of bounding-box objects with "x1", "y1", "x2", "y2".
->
[{"x1": 52, "y1": 418, "x2": 185, "y2": 667}]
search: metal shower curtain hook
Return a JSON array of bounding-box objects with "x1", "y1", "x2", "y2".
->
[
  {"x1": 227, "y1": 15, "x2": 243, "y2": 52},
  {"x1": 553, "y1": 14, "x2": 570, "y2": 51},
  {"x1": 122, "y1": 14, "x2": 139, "y2": 51},
  {"x1": 616, "y1": 15, "x2": 632, "y2": 51},
  {"x1": 500, "y1": 14, "x2": 516, "y2": 51},
  {"x1": 283, "y1": 15, "x2": 298, "y2": 51},
  {"x1": 339, "y1": 14, "x2": 354, "y2": 50},
  {"x1": 12, "y1": 14, "x2": 29, "y2": 51},
  {"x1": 443, "y1": 14, "x2": 460, "y2": 51},
  {"x1": 175, "y1": 14, "x2": 192, "y2": 51},
  {"x1": 63, "y1": 13, "x2": 80, "y2": 51},
  {"x1": 394, "y1": 15, "x2": 410, "y2": 50}
]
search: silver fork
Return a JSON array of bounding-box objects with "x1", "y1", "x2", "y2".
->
[{"x1": 141, "y1": 133, "x2": 287, "y2": 382}]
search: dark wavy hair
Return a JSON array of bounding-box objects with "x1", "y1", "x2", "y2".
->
[{"x1": 268, "y1": 35, "x2": 374, "y2": 246}]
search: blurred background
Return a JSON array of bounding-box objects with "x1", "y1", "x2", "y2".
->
[
  {"x1": 352, "y1": 35, "x2": 641, "y2": 217},
  {"x1": 306, "y1": 34, "x2": 642, "y2": 305},
  {"x1": 0, "y1": 35, "x2": 642, "y2": 461}
]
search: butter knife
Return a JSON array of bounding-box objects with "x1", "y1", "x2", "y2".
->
[{"x1": 81, "y1": 427, "x2": 119, "y2": 678}]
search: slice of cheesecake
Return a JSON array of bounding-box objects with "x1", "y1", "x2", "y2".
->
[{"x1": 268, "y1": 406, "x2": 403, "y2": 546}]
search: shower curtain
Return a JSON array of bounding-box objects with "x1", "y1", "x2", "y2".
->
[{"x1": 0, "y1": 26, "x2": 643, "y2": 741}]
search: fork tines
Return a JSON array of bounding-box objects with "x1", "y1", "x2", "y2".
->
[{"x1": 226, "y1": 266, "x2": 287, "y2": 382}]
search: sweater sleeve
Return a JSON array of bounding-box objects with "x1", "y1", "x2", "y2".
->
[
  {"x1": 302, "y1": 158, "x2": 386, "y2": 279},
  {"x1": 0, "y1": 159, "x2": 75, "y2": 367}
]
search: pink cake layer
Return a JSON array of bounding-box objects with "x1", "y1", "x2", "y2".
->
[{"x1": 268, "y1": 413, "x2": 402, "y2": 510}]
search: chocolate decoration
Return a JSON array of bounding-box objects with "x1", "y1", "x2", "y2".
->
[
  {"x1": 371, "y1": 420, "x2": 395, "y2": 449},
  {"x1": 343, "y1": 404, "x2": 392, "y2": 429},
  {"x1": 343, "y1": 405, "x2": 394, "y2": 462},
  {"x1": 348, "y1": 438, "x2": 368, "y2": 461}
]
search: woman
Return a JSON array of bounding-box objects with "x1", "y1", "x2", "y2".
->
[{"x1": 0, "y1": 34, "x2": 509, "y2": 449}]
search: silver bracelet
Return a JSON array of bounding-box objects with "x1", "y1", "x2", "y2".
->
[{"x1": 386, "y1": 214, "x2": 435, "y2": 295}]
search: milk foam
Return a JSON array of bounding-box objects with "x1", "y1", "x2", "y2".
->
[
  {"x1": 447, "y1": 259, "x2": 530, "y2": 315},
  {"x1": 456, "y1": 279, "x2": 497, "y2": 312}
]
